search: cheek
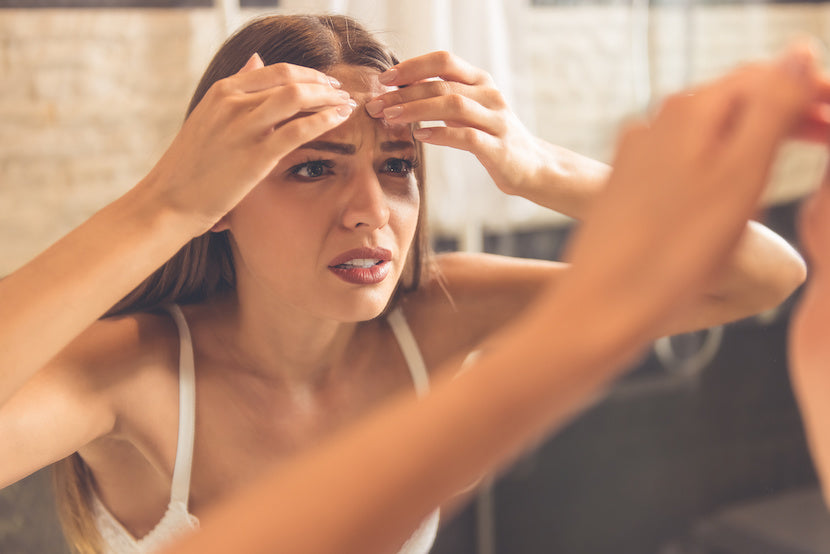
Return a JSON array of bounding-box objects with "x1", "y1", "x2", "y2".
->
[
  {"x1": 391, "y1": 186, "x2": 421, "y2": 242},
  {"x1": 228, "y1": 189, "x2": 315, "y2": 257}
]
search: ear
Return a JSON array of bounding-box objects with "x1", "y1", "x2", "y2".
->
[{"x1": 210, "y1": 215, "x2": 231, "y2": 233}]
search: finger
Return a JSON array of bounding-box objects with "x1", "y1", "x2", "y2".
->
[
  {"x1": 244, "y1": 84, "x2": 353, "y2": 131},
  {"x1": 380, "y1": 95, "x2": 505, "y2": 136},
  {"x1": 238, "y1": 52, "x2": 265, "y2": 73},
  {"x1": 378, "y1": 51, "x2": 491, "y2": 87},
  {"x1": 718, "y1": 50, "x2": 816, "y2": 180},
  {"x1": 791, "y1": 103, "x2": 830, "y2": 143},
  {"x1": 815, "y1": 77, "x2": 830, "y2": 103},
  {"x1": 225, "y1": 61, "x2": 341, "y2": 94},
  {"x1": 412, "y1": 125, "x2": 492, "y2": 148},
  {"x1": 263, "y1": 104, "x2": 355, "y2": 159},
  {"x1": 365, "y1": 81, "x2": 505, "y2": 118}
]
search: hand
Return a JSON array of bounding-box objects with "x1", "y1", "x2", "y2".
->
[
  {"x1": 558, "y1": 45, "x2": 819, "y2": 339},
  {"x1": 364, "y1": 51, "x2": 546, "y2": 197},
  {"x1": 141, "y1": 54, "x2": 355, "y2": 234}
]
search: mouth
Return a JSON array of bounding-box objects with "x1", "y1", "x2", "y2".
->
[
  {"x1": 328, "y1": 247, "x2": 393, "y2": 285},
  {"x1": 331, "y1": 258, "x2": 386, "y2": 269}
]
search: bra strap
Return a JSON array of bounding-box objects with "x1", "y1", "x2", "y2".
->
[
  {"x1": 164, "y1": 304, "x2": 197, "y2": 506},
  {"x1": 386, "y1": 307, "x2": 430, "y2": 398}
]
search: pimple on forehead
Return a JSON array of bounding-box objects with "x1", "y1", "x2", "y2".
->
[
  {"x1": 327, "y1": 64, "x2": 395, "y2": 106},
  {"x1": 320, "y1": 65, "x2": 414, "y2": 145}
]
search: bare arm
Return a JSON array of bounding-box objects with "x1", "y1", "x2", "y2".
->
[
  {"x1": 789, "y1": 171, "x2": 830, "y2": 505},
  {"x1": 0, "y1": 56, "x2": 351, "y2": 409},
  {"x1": 163, "y1": 45, "x2": 821, "y2": 554},
  {"x1": 0, "y1": 56, "x2": 354, "y2": 488},
  {"x1": 368, "y1": 52, "x2": 807, "y2": 331}
]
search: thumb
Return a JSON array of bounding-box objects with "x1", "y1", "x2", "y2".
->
[{"x1": 239, "y1": 52, "x2": 265, "y2": 73}]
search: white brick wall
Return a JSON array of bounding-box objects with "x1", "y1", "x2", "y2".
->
[
  {"x1": 0, "y1": 9, "x2": 229, "y2": 275},
  {"x1": 1, "y1": 5, "x2": 828, "y2": 274}
]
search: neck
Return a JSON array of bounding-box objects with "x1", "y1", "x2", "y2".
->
[{"x1": 205, "y1": 293, "x2": 368, "y2": 386}]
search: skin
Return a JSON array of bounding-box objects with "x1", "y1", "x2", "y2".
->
[
  {"x1": 152, "y1": 45, "x2": 830, "y2": 554},
  {"x1": 790, "y1": 169, "x2": 830, "y2": 506},
  {"x1": 0, "y1": 42, "x2": 814, "y2": 549}
]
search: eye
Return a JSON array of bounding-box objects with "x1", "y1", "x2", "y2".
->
[
  {"x1": 288, "y1": 160, "x2": 335, "y2": 180},
  {"x1": 380, "y1": 157, "x2": 417, "y2": 177}
]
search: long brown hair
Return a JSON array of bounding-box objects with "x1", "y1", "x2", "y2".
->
[{"x1": 53, "y1": 14, "x2": 431, "y2": 553}]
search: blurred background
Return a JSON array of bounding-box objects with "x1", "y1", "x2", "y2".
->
[{"x1": 1, "y1": 0, "x2": 829, "y2": 552}]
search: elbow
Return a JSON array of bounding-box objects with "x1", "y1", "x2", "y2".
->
[
  {"x1": 768, "y1": 246, "x2": 808, "y2": 310},
  {"x1": 748, "y1": 228, "x2": 808, "y2": 315}
]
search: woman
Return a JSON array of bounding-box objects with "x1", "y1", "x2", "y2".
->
[
  {"x1": 0, "y1": 14, "x2": 807, "y2": 554},
  {"x1": 153, "y1": 42, "x2": 830, "y2": 554}
]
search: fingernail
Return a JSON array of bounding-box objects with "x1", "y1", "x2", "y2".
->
[
  {"x1": 328, "y1": 76, "x2": 342, "y2": 88},
  {"x1": 336, "y1": 100, "x2": 357, "y2": 117},
  {"x1": 412, "y1": 128, "x2": 432, "y2": 140},
  {"x1": 383, "y1": 105, "x2": 403, "y2": 120},
  {"x1": 365, "y1": 99, "x2": 385, "y2": 116},
  {"x1": 337, "y1": 90, "x2": 351, "y2": 100},
  {"x1": 378, "y1": 68, "x2": 398, "y2": 85}
]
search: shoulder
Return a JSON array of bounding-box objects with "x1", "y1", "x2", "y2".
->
[
  {"x1": 60, "y1": 309, "x2": 179, "y2": 382},
  {"x1": 51, "y1": 309, "x2": 181, "y2": 427},
  {"x1": 396, "y1": 252, "x2": 568, "y2": 372},
  {"x1": 0, "y1": 310, "x2": 181, "y2": 486}
]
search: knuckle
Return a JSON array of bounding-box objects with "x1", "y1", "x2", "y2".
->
[
  {"x1": 281, "y1": 83, "x2": 305, "y2": 104},
  {"x1": 434, "y1": 50, "x2": 454, "y2": 67},
  {"x1": 270, "y1": 62, "x2": 293, "y2": 78},
  {"x1": 484, "y1": 87, "x2": 506, "y2": 108},
  {"x1": 447, "y1": 93, "x2": 467, "y2": 111},
  {"x1": 208, "y1": 78, "x2": 234, "y2": 99},
  {"x1": 463, "y1": 127, "x2": 481, "y2": 145}
]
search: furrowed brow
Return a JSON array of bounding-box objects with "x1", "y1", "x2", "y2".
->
[
  {"x1": 380, "y1": 140, "x2": 416, "y2": 152},
  {"x1": 298, "y1": 141, "x2": 356, "y2": 155}
]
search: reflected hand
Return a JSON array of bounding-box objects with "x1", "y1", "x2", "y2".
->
[{"x1": 560, "y1": 45, "x2": 819, "y2": 338}]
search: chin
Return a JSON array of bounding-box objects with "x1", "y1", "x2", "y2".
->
[{"x1": 330, "y1": 290, "x2": 395, "y2": 322}]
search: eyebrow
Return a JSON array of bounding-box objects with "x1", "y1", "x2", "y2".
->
[
  {"x1": 298, "y1": 141, "x2": 356, "y2": 155},
  {"x1": 298, "y1": 140, "x2": 416, "y2": 155},
  {"x1": 380, "y1": 140, "x2": 416, "y2": 152}
]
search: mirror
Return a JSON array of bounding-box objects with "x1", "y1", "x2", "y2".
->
[{"x1": 0, "y1": 2, "x2": 825, "y2": 553}]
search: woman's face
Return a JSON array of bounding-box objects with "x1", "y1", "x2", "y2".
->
[{"x1": 224, "y1": 64, "x2": 421, "y2": 322}]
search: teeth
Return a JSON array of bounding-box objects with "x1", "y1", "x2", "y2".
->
[{"x1": 340, "y1": 258, "x2": 381, "y2": 269}]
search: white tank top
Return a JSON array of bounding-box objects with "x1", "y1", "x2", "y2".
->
[{"x1": 90, "y1": 305, "x2": 439, "y2": 553}]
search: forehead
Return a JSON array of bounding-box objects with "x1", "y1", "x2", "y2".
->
[
  {"x1": 328, "y1": 64, "x2": 391, "y2": 101},
  {"x1": 317, "y1": 64, "x2": 413, "y2": 145}
]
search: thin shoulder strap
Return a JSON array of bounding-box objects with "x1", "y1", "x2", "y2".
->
[
  {"x1": 164, "y1": 304, "x2": 197, "y2": 506},
  {"x1": 386, "y1": 307, "x2": 430, "y2": 397}
]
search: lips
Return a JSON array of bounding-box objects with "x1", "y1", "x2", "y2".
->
[{"x1": 328, "y1": 246, "x2": 393, "y2": 285}]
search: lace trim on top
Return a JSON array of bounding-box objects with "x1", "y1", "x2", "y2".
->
[{"x1": 91, "y1": 495, "x2": 199, "y2": 554}]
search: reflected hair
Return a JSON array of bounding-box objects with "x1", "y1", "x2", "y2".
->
[{"x1": 53, "y1": 14, "x2": 431, "y2": 554}]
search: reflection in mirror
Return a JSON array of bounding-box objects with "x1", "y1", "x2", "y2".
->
[{"x1": 0, "y1": 1, "x2": 827, "y2": 553}]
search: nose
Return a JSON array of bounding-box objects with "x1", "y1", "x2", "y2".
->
[{"x1": 341, "y1": 169, "x2": 391, "y2": 231}]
